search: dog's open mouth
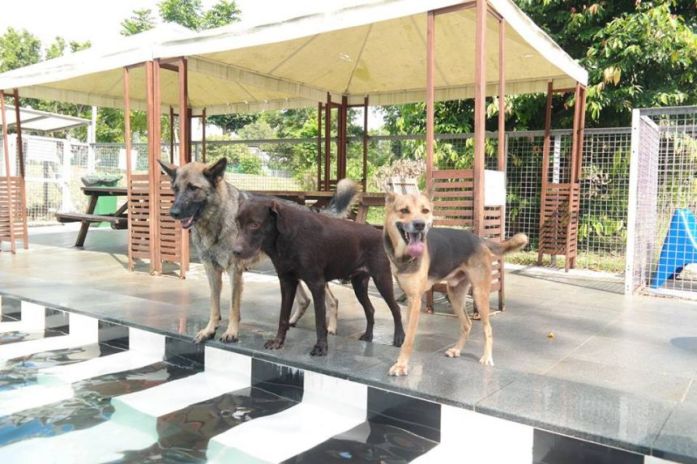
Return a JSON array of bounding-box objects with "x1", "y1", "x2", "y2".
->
[
  {"x1": 397, "y1": 223, "x2": 425, "y2": 258},
  {"x1": 181, "y1": 216, "x2": 196, "y2": 229}
]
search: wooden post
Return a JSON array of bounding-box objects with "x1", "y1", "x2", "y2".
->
[
  {"x1": 425, "y1": 11, "x2": 435, "y2": 189},
  {"x1": 537, "y1": 81, "x2": 554, "y2": 265},
  {"x1": 201, "y1": 107, "x2": 207, "y2": 163},
  {"x1": 123, "y1": 67, "x2": 134, "y2": 271},
  {"x1": 473, "y1": 0, "x2": 487, "y2": 235},
  {"x1": 575, "y1": 85, "x2": 587, "y2": 183},
  {"x1": 169, "y1": 107, "x2": 175, "y2": 164},
  {"x1": 317, "y1": 102, "x2": 322, "y2": 190},
  {"x1": 497, "y1": 20, "x2": 506, "y2": 172},
  {"x1": 324, "y1": 94, "x2": 331, "y2": 191},
  {"x1": 570, "y1": 83, "x2": 581, "y2": 184},
  {"x1": 178, "y1": 57, "x2": 189, "y2": 276},
  {"x1": 13, "y1": 89, "x2": 28, "y2": 249},
  {"x1": 362, "y1": 96, "x2": 369, "y2": 191},
  {"x1": 0, "y1": 91, "x2": 16, "y2": 253},
  {"x1": 146, "y1": 61, "x2": 161, "y2": 274}
]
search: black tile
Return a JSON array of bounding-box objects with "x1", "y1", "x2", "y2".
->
[
  {"x1": 367, "y1": 387, "x2": 441, "y2": 443},
  {"x1": 283, "y1": 421, "x2": 439, "y2": 464},
  {"x1": 164, "y1": 336, "x2": 205, "y2": 370},
  {"x1": 98, "y1": 320, "x2": 129, "y2": 350},
  {"x1": 252, "y1": 358, "x2": 304, "y2": 402},
  {"x1": 533, "y1": 429, "x2": 643, "y2": 464},
  {"x1": 45, "y1": 308, "x2": 69, "y2": 336},
  {"x1": 1, "y1": 295, "x2": 21, "y2": 322}
]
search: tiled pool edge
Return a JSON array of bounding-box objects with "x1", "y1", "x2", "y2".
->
[{"x1": 0, "y1": 290, "x2": 693, "y2": 464}]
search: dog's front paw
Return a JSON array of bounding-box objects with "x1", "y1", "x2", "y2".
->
[
  {"x1": 479, "y1": 354, "x2": 495, "y2": 366},
  {"x1": 193, "y1": 328, "x2": 216, "y2": 344},
  {"x1": 219, "y1": 331, "x2": 239, "y2": 343},
  {"x1": 393, "y1": 330, "x2": 405, "y2": 347},
  {"x1": 445, "y1": 347, "x2": 461, "y2": 358},
  {"x1": 358, "y1": 332, "x2": 373, "y2": 342},
  {"x1": 388, "y1": 362, "x2": 409, "y2": 376},
  {"x1": 264, "y1": 338, "x2": 284, "y2": 350},
  {"x1": 310, "y1": 343, "x2": 328, "y2": 356}
]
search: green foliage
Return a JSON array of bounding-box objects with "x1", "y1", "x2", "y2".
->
[
  {"x1": 158, "y1": 0, "x2": 240, "y2": 31},
  {"x1": 237, "y1": 151, "x2": 262, "y2": 175},
  {"x1": 120, "y1": 9, "x2": 156, "y2": 36},
  {"x1": 0, "y1": 28, "x2": 41, "y2": 72}
]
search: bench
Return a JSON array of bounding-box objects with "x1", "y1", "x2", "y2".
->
[{"x1": 55, "y1": 212, "x2": 127, "y2": 229}]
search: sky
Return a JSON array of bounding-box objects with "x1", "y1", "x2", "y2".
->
[{"x1": 0, "y1": 0, "x2": 349, "y2": 47}]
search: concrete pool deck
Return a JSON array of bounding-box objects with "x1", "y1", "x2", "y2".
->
[{"x1": 1, "y1": 226, "x2": 697, "y2": 463}]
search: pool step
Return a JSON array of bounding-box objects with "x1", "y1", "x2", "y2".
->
[
  {"x1": 207, "y1": 370, "x2": 368, "y2": 463},
  {"x1": 110, "y1": 347, "x2": 250, "y2": 437},
  {"x1": 0, "y1": 312, "x2": 98, "y2": 368}
]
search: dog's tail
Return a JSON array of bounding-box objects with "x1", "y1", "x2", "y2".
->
[
  {"x1": 485, "y1": 233, "x2": 528, "y2": 256},
  {"x1": 322, "y1": 178, "x2": 360, "y2": 218}
]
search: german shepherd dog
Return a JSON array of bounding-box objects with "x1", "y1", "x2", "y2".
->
[
  {"x1": 383, "y1": 191, "x2": 527, "y2": 376},
  {"x1": 233, "y1": 197, "x2": 405, "y2": 356},
  {"x1": 158, "y1": 158, "x2": 357, "y2": 344}
]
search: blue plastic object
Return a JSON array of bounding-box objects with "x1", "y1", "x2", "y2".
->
[{"x1": 651, "y1": 208, "x2": 697, "y2": 288}]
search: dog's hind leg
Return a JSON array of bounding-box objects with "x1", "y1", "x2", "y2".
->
[
  {"x1": 444, "y1": 280, "x2": 472, "y2": 358},
  {"x1": 371, "y1": 269, "x2": 405, "y2": 347},
  {"x1": 469, "y1": 267, "x2": 494, "y2": 366},
  {"x1": 289, "y1": 281, "x2": 311, "y2": 327},
  {"x1": 351, "y1": 274, "x2": 375, "y2": 342},
  {"x1": 325, "y1": 285, "x2": 338, "y2": 335},
  {"x1": 220, "y1": 265, "x2": 244, "y2": 343},
  {"x1": 265, "y1": 276, "x2": 298, "y2": 350},
  {"x1": 194, "y1": 261, "x2": 223, "y2": 343}
]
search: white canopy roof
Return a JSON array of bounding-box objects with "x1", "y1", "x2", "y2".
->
[
  {"x1": 0, "y1": 0, "x2": 587, "y2": 115},
  {"x1": 3, "y1": 107, "x2": 89, "y2": 132}
]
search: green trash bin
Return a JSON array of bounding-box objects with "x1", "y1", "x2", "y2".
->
[{"x1": 93, "y1": 196, "x2": 117, "y2": 228}]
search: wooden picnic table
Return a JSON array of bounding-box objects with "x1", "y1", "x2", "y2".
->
[
  {"x1": 250, "y1": 190, "x2": 385, "y2": 223},
  {"x1": 55, "y1": 186, "x2": 128, "y2": 247}
]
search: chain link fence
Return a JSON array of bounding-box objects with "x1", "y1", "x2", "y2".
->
[
  {"x1": 19, "y1": 127, "x2": 633, "y2": 275},
  {"x1": 627, "y1": 106, "x2": 697, "y2": 298}
]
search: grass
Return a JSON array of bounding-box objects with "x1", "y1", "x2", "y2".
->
[{"x1": 509, "y1": 250, "x2": 625, "y2": 274}]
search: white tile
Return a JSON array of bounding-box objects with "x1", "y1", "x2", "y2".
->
[
  {"x1": 412, "y1": 405, "x2": 534, "y2": 464},
  {"x1": 205, "y1": 346, "x2": 251, "y2": 381},
  {"x1": 0, "y1": 320, "x2": 24, "y2": 334},
  {"x1": 0, "y1": 419, "x2": 154, "y2": 463},
  {"x1": 68, "y1": 313, "x2": 99, "y2": 343},
  {"x1": 21, "y1": 301, "x2": 47, "y2": 332},
  {"x1": 0, "y1": 383, "x2": 74, "y2": 416},
  {"x1": 207, "y1": 371, "x2": 367, "y2": 464},
  {"x1": 37, "y1": 350, "x2": 163, "y2": 386},
  {"x1": 128, "y1": 327, "x2": 165, "y2": 358},
  {"x1": 645, "y1": 457, "x2": 680, "y2": 464},
  {"x1": 111, "y1": 371, "x2": 247, "y2": 437}
]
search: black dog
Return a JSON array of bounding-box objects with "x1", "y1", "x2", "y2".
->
[{"x1": 233, "y1": 197, "x2": 405, "y2": 356}]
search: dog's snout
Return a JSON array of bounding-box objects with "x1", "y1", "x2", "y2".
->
[
  {"x1": 170, "y1": 205, "x2": 182, "y2": 219},
  {"x1": 232, "y1": 245, "x2": 244, "y2": 257},
  {"x1": 412, "y1": 220, "x2": 426, "y2": 231}
]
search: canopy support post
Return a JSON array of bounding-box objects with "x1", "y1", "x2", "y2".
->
[
  {"x1": 201, "y1": 108, "x2": 207, "y2": 163},
  {"x1": 0, "y1": 91, "x2": 16, "y2": 253},
  {"x1": 537, "y1": 81, "x2": 554, "y2": 265},
  {"x1": 13, "y1": 89, "x2": 28, "y2": 249},
  {"x1": 324, "y1": 93, "x2": 331, "y2": 191},
  {"x1": 178, "y1": 57, "x2": 190, "y2": 277},
  {"x1": 473, "y1": 0, "x2": 487, "y2": 235},
  {"x1": 362, "y1": 96, "x2": 369, "y2": 191},
  {"x1": 425, "y1": 10, "x2": 435, "y2": 190},
  {"x1": 317, "y1": 102, "x2": 322, "y2": 190},
  {"x1": 123, "y1": 67, "x2": 134, "y2": 271}
]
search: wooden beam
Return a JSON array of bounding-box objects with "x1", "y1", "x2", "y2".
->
[
  {"x1": 201, "y1": 107, "x2": 207, "y2": 163},
  {"x1": 426, "y1": 10, "x2": 435, "y2": 189},
  {"x1": 317, "y1": 102, "x2": 322, "y2": 189},
  {"x1": 169, "y1": 106, "x2": 175, "y2": 164},
  {"x1": 123, "y1": 67, "x2": 134, "y2": 271},
  {"x1": 432, "y1": 1, "x2": 475, "y2": 16},
  {"x1": 570, "y1": 83, "x2": 581, "y2": 184},
  {"x1": 178, "y1": 57, "x2": 189, "y2": 277},
  {"x1": 497, "y1": 20, "x2": 506, "y2": 172},
  {"x1": 0, "y1": 90, "x2": 16, "y2": 253},
  {"x1": 12, "y1": 89, "x2": 28, "y2": 249},
  {"x1": 324, "y1": 93, "x2": 331, "y2": 191},
  {"x1": 362, "y1": 96, "x2": 369, "y2": 191},
  {"x1": 473, "y1": 0, "x2": 487, "y2": 235},
  {"x1": 537, "y1": 81, "x2": 554, "y2": 265}
]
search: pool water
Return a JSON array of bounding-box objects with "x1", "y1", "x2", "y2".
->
[{"x1": 0, "y1": 299, "x2": 441, "y2": 463}]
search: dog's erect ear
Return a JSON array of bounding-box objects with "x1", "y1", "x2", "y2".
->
[
  {"x1": 423, "y1": 185, "x2": 434, "y2": 201},
  {"x1": 385, "y1": 191, "x2": 397, "y2": 205},
  {"x1": 158, "y1": 160, "x2": 178, "y2": 181},
  {"x1": 203, "y1": 158, "x2": 227, "y2": 183}
]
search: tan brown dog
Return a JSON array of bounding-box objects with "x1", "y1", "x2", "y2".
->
[{"x1": 383, "y1": 191, "x2": 527, "y2": 376}]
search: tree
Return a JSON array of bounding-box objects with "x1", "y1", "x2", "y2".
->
[
  {"x1": 202, "y1": 0, "x2": 241, "y2": 28},
  {"x1": 120, "y1": 9, "x2": 156, "y2": 36},
  {"x1": 158, "y1": 0, "x2": 203, "y2": 30},
  {"x1": 0, "y1": 28, "x2": 41, "y2": 72}
]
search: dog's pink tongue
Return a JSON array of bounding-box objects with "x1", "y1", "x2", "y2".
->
[{"x1": 406, "y1": 241, "x2": 425, "y2": 258}]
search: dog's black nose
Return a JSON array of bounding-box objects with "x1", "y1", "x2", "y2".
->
[
  {"x1": 232, "y1": 245, "x2": 243, "y2": 257},
  {"x1": 170, "y1": 205, "x2": 182, "y2": 219},
  {"x1": 412, "y1": 220, "x2": 426, "y2": 231}
]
